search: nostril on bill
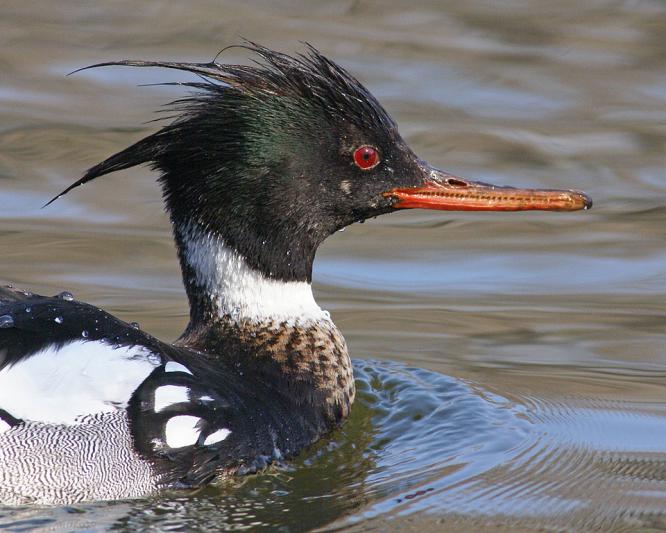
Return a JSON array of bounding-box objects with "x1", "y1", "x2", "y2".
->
[{"x1": 446, "y1": 178, "x2": 468, "y2": 187}]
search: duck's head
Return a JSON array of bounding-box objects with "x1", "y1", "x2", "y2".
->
[{"x1": 50, "y1": 43, "x2": 591, "y2": 291}]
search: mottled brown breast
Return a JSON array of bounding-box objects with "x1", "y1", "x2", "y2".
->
[{"x1": 178, "y1": 316, "x2": 355, "y2": 432}]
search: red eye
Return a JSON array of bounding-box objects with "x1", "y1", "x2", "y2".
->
[{"x1": 353, "y1": 145, "x2": 380, "y2": 170}]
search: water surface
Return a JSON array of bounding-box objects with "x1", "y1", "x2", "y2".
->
[{"x1": 1, "y1": 1, "x2": 666, "y2": 530}]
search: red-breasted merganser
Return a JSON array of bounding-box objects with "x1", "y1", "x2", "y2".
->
[{"x1": 0, "y1": 43, "x2": 591, "y2": 504}]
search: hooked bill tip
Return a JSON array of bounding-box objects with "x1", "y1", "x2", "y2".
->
[{"x1": 580, "y1": 192, "x2": 593, "y2": 210}]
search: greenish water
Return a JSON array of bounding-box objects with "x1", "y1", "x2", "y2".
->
[{"x1": 1, "y1": 1, "x2": 666, "y2": 531}]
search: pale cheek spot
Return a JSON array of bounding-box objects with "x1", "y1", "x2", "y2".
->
[
  {"x1": 0, "y1": 419, "x2": 10, "y2": 434},
  {"x1": 340, "y1": 180, "x2": 352, "y2": 195}
]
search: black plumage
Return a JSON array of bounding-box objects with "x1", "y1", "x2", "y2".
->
[{"x1": 47, "y1": 42, "x2": 423, "y2": 292}]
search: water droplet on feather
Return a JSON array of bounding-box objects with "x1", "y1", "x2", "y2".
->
[{"x1": 56, "y1": 291, "x2": 74, "y2": 301}]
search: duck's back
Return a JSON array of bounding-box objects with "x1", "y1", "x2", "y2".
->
[
  {"x1": 0, "y1": 287, "x2": 243, "y2": 503},
  {"x1": 0, "y1": 286, "x2": 352, "y2": 504}
]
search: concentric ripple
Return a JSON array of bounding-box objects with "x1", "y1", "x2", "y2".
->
[{"x1": 334, "y1": 378, "x2": 666, "y2": 531}]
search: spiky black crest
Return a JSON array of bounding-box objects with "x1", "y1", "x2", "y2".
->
[
  {"x1": 46, "y1": 40, "x2": 424, "y2": 321},
  {"x1": 46, "y1": 42, "x2": 397, "y2": 205}
]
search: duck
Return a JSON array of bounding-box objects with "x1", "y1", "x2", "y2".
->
[{"x1": 0, "y1": 43, "x2": 591, "y2": 505}]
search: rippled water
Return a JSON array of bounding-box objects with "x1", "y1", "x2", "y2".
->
[{"x1": 1, "y1": 1, "x2": 666, "y2": 531}]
